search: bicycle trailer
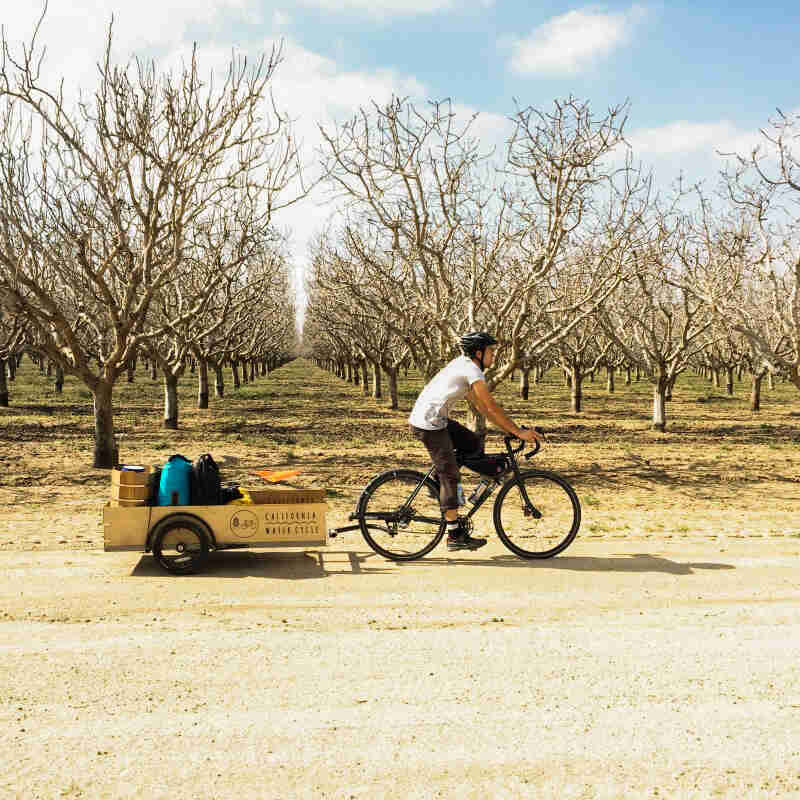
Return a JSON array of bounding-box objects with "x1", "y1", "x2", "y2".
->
[{"x1": 104, "y1": 484, "x2": 328, "y2": 575}]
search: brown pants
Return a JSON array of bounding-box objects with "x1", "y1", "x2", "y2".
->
[{"x1": 410, "y1": 420, "x2": 483, "y2": 511}]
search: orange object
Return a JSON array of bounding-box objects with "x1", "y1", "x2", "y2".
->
[{"x1": 252, "y1": 469, "x2": 302, "y2": 483}]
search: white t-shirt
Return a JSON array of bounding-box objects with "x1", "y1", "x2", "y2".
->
[{"x1": 408, "y1": 355, "x2": 486, "y2": 430}]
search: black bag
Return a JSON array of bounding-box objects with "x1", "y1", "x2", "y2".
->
[
  {"x1": 190, "y1": 453, "x2": 222, "y2": 505},
  {"x1": 146, "y1": 467, "x2": 162, "y2": 507},
  {"x1": 220, "y1": 484, "x2": 243, "y2": 504},
  {"x1": 461, "y1": 452, "x2": 510, "y2": 477}
]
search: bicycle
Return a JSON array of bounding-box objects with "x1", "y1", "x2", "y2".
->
[{"x1": 329, "y1": 429, "x2": 581, "y2": 561}]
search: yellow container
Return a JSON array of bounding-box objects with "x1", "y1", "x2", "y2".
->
[{"x1": 110, "y1": 465, "x2": 156, "y2": 506}]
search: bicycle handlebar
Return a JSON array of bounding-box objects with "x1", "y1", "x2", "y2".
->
[{"x1": 503, "y1": 426, "x2": 545, "y2": 460}]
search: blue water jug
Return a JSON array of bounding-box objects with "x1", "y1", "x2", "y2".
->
[{"x1": 158, "y1": 454, "x2": 193, "y2": 506}]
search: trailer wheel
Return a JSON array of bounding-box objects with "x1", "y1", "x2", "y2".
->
[{"x1": 150, "y1": 514, "x2": 211, "y2": 575}]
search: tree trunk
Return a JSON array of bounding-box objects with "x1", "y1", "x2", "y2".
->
[
  {"x1": 214, "y1": 363, "x2": 225, "y2": 398},
  {"x1": 387, "y1": 368, "x2": 399, "y2": 410},
  {"x1": 519, "y1": 367, "x2": 530, "y2": 400},
  {"x1": 46, "y1": 360, "x2": 53, "y2": 377},
  {"x1": 571, "y1": 365, "x2": 583, "y2": 413},
  {"x1": 0, "y1": 358, "x2": 8, "y2": 406},
  {"x1": 346, "y1": 362, "x2": 353, "y2": 383},
  {"x1": 713, "y1": 369, "x2": 720, "y2": 389},
  {"x1": 606, "y1": 367, "x2": 615, "y2": 393},
  {"x1": 768, "y1": 371, "x2": 774, "y2": 390},
  {"x1": 361, "y1": 360, "x2": 369, "y2": 396},
  {"x1": 750, "y1": 373, "x2": 763, "y2": 412},
  {"x1": 127, "y1": 356, "x2": 136, "y2": 383},
  {"x1": 150, "y1": 360, "x2": 157, "y2": 381},
  {"x1": 652, "y1": 376, "x2": 668, "y2": 431},
  {"x1": 249, "y1": 361, "x2": 256, "y2": 382},
  {"x1": 232, "y1": 361, "x2": 241, "y2": 389},
  {"x1": 635, "y1": 365, "x2": 640, "y2": 382},
  {"x1": 163, "y1": 374, "x2": 179, "y2": 429},
  {"x1": 665, "y1": 375, "x2": 676, "y2": 401},
  {"x1": 625, "y1": 366, "x2": 631, "y2": 385},
  {"x1": 372, "y1": 361, "x2": 382, "y2": 399},
  {"x1": 197, "y1": 359, "x2": 209, "y2": 409},
  {"x1": 92, "y1": 381, "x2": 118, "y2": 468},
  {"x1": 7, "y1": 356, "x2": 15, "y2": 381},
  {"x1": 726, "y1": 367, "x2": 734, "y2": 395},
  {"x1": 54, "y1": 365, "x2": 64, "y2": 394}
]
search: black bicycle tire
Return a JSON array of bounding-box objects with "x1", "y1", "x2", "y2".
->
[
  {"x1": 151, "y1": 514, "x2": 211, "y2": 575},
  {"x1": 493, "y1": 469, "x2": 581, "y2": 559},
  {"x1": 356, "y1": 469, "x2": 445, "y2": 561}
]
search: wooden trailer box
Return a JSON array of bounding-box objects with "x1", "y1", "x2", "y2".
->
[{"x1": 103, "y1": 488, "x2": 328, "y2": 553}]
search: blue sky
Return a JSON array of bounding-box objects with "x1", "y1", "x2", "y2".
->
[
  {"x1": 4, "y1": 0, "x2": 799, "y2": 304},
  {"x1": 282, "y1": 1, "x2": 799, "y2": 131}
]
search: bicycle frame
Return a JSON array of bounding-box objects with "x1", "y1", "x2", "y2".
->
[
  {"x1": 457, "y1": 435, "x2": 542, "y2": 520},
  {"x1": 389, "y1": 434, "x2": 542, "y2": 523},
  {"x1": 328, "y1": 433, "x2": 542, "y2": 539}
]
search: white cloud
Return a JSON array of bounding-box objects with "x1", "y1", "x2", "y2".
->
[
  {"x1": 613, "y1": 118, "x2": 780, "y2": 194},
  {"x1": 625, "y1": 120, "x2": 763, "y2": 159},
  {"x1": 507, "y1": 5, "x2": 646, "y2": 76},
  {"x1": 2, "y1": 0, "x2": 263, "y2": 97}
]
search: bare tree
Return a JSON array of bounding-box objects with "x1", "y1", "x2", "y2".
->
[
  {"x1": 315, "y1": 96, "x2": 650, "y2": 430},
  {"x1": 602, "y1": 206, "x2": 715, "y2": 430},
  {"x1": 0, "y1": 18, "x2": 302, "y2": 465},
  {"x1": 676, "y1": 113, "x2": 800, "y2": 393}
]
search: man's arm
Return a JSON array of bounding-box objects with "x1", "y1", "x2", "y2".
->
[{"x1": 468, "y1": 381, "x2": 540, "y2": 442}]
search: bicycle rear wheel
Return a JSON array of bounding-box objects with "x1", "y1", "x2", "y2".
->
[
  {"x1": 493, "y1": 469, "x2": 580, "y2": 558},
  {"x1": 356, "y1": 469, "x2": 445, "y2": 560}
]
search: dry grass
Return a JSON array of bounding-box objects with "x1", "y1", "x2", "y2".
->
[{"x1": 2, "y1": 356, "x2": 799, "y2": 551}]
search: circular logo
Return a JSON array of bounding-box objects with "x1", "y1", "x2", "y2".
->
[{"x1": 230, "y1": 509, "x2": 258, "y2": 538}]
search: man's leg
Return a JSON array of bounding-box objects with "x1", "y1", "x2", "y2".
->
[
  {"x1": 409, "y1": 424, "x2": 487, "y2": 550},
  {"x1": 446, "y1": 419, "x2": 484, "y2": 460},
  {"x1": 409, "y1": 425, "x2": 460, "y2": 517}
]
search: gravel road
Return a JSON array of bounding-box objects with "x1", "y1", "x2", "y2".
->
[{"x1": 2, "y1": 536, "x2": 800, "y2": 799}]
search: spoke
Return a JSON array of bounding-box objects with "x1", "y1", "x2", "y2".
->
[{"x1": 360, "y1": 473, "x2": 443, "y2": 559}]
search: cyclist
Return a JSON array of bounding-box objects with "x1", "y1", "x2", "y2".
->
[{"x1": 409, "y1": 331, "x2": 542, "y2": 551}]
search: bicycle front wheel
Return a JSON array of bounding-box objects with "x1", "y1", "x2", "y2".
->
[
  {"x1": 356, "y1": 469, "x2": 445, "y2": 560},
  {"x1": 493, "y1": 469, "x2": 580, "y2": 558}
]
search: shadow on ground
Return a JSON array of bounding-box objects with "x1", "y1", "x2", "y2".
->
[
  {"x1": 130, "y1": 549, "x2": 394, "y2": 578},
  {"x1": 130, "y1": 550, "x2": 733, "y2": 578}
]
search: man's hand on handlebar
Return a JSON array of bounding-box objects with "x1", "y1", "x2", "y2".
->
[{"x1": 514, "y1": 426, "x2": 544, "y2": 445}]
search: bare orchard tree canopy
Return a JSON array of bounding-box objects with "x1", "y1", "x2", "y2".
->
[
  {"x1": 601, "y1": 204, "x2": 716, "y2": 431},
  {"x1": 314, "y1": 95, "x2": 651, "y2": 429},
  {"x1": 0, "y1": 17, "x2": 303, "y2": 465},
  {"x1": 673, "y1": 114, "x2": 800, "y2": 391}
]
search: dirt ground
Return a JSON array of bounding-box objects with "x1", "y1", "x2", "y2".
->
[
  {"x1": 3, "y1": 359, "x2": 800, "y2": 798},
  {"x1": 2, "y1": 535, "x2": 800, "y2": 799}
]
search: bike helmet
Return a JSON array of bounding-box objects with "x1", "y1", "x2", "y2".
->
[{"x1": 459, "y1": 331, "x2": 498, "y2": 357}]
